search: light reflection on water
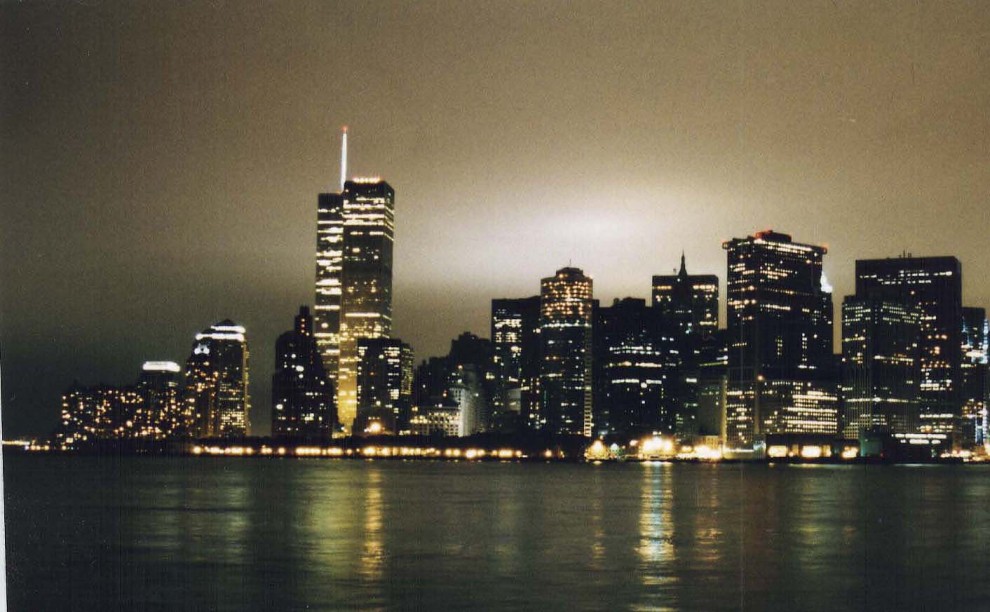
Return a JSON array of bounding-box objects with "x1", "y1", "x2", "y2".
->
[{"x1": 5, "y1": 456, "x2": 990, "y2": 610}]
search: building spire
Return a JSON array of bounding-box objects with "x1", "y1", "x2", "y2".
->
[
  {"x1": 679, "y1": 251, "x2": 687, "y2": 277},
  {"x1": 340, "y1": 126, "x2": 348, "y2": 191}
]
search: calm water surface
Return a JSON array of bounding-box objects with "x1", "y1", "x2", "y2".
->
[{"x1": 4, "y1": 455, "x2": 990, "y2": 610}]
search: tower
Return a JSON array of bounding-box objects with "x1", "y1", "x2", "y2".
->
[
  {"x1": 272, "y1": 306, "x2": 336, "y2": 439},
  {"x1": 723, "y1": 231, "x2": 836, "y2": 450},
  {"x1": 184, "y1": 320, "x2": 250, "y2": 438},
  {"x1": 538, "y1": 267, "x2": 594, "y2": 436},
  {"x1": 313, "y1": 128, "x2": 395, "y2": 433}
]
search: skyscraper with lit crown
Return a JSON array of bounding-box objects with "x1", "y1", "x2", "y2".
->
[
  {"x1": 313, "y1": 128, "x2": 394, "y2": 433},
  {"x1": 538, "y1": 266, "x2": 594, "y2": 436},
  {"x1": 184, "y1": 320, "x2": 250, "y2": 438}
]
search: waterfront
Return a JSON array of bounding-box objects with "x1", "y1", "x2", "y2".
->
[{"x1": 5, "y1": 456, "x2": 990, "y2": 610}]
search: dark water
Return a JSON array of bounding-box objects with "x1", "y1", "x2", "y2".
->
[{"x1": 4, "y1": 456, "x2": 990, "y2": 611}]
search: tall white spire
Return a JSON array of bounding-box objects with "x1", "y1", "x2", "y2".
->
[{"x1": 339, "y1": 126, "x2": 348, "y2": 191}]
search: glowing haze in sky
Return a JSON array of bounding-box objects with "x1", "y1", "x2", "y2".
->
[{"x1": 3, "y1": 1, "x2": 989, "y2": 435}]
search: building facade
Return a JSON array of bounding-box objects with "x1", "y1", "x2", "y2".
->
[
  {"x1": 723, "y1": 231, "x2": 836, "y2": 449},
  {"x1": 356, "y1": 337, "x2": 414, "y2": 433},
  {"x1": 539, "y1": 267, "x2": 594, "y2": 436},
  {"x1": 184, "y1": 320, "x2": 250, "y2": 438},
  {"x1": 272, "y1": 306, "x2": 336, "y2": 439},
  {"x1": 854, "y1": 256, "x2": 963, "y2": 437},
  {"x1": 491, "y1": 296, "x2": 541, "y2": 428}
]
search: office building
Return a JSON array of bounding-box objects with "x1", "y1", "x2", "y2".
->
[
  {"x1": 491, "y1": 296, "x2": 541, "y2": 427},
  {"x1": 855, "y1": 256, "x2": 963, "y2": 436},
  {"x1": 272, "y1": 306, "x2": 336, "y2": 439},
  {"x1": 539, "y1": 266, "x2": 594, "y2": 436},
  {"x1": 137, "y1": 361, "x2": 183, "y2": 437},
  {"x1": 356, "y1": 337, "x2": 413, "y2": 433},
  {"x1": 313, "y1": 130, "x2": 395, "y2": 433},
  {"x1": 723, "y1": 230, "x2": 837, "y2": 449},
  {"x1": 962, "y1": 307, "x2": 989, "y2": 445},
  {"x1": 184, "y1": 320, "x2": 250, "y2": 438},
  {"x1": 840, "y1": 298, "x2": 920, "y2": 439},
  {"x1": 593, "y1": 298, "x2": 678, "y2": 437}
]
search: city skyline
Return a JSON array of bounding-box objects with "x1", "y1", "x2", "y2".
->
[{"x1": 4, "y1": 1, "x2": 990, "y2": 438}]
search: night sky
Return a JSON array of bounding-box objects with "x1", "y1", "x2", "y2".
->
[{"x1": 3, "y1": 1, "x2": 989, "y2": 437}]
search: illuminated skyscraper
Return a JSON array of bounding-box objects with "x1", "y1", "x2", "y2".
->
[
  {"x1": 335, "y1": 179, "x2": 395, "y2": 431},
  {"x1": 855, "y1": 256, "x2": 963, "y2": 437},
  {"x1": 313, "y1": 130, "x2": 395, "y2": 433},
  {"x1": 652, "y1": 253, "x2": 719, "y2": 342},
  {"x1": 272, "y1": 306, "x2": 336, "y2": 439},
  {"x1": 137, "y1": 361, "x2": 183, "y2": 437},
  {"x1": 961, "y1": 307, "x2": 988, "y2": 445},
  {"x1": 491, "y1": 296, "x2": 541, "y2": 427},
  {"x1": 840, "y1": 298, "x2": 920, "y2": 439},
  {"x1": 723, "y1": 231, "x2": 836, "y2": 450},
  {"x1": 314, "y1": 191, "x2": 344, "y2": 376},
  {"x1": 539, "y1": 267, "x2": 594, "y2": 436},
  {"x1": 652, "y1": 254, "x2": 720, "y2": 435},
  {"x1": 593, "y1": 298, "x2": 678, "y2": 436},
  {"x1": 184, "y1": 320, "x2": 250, "y2": 438},
  {"x1": 356, "y1": 337, "x2": 413, "y2": 433}
]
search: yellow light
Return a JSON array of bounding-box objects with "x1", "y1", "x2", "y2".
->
[
  {"x1": 800, "y1": 445, "x2": 823, "y2": 459},
  {"x1": 841, "y1": 447, "x2": 858, "y2": 460},
  {"x1": 767, "y1": 445, "x2": 789, "y2": 459}
]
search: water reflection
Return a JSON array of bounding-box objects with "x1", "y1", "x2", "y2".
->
[
  {"x1": 360, "y1": 466, "x2": 385, "y2": 583},
  {"x1": 636, "y1": 462, "x2": 677, "y2": 610}
]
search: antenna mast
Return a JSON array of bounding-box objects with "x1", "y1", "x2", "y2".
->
[{"x1": 340, "y1": 126, "x2": 348, "y2": 191}]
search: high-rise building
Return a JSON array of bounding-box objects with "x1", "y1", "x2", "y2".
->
[
  {"x1": 184, "y1": 320, "x2": 250, "y2": 438},
  {"x1": 652, "y1": 253, "x2": 719, "y2": 342},
  {"x1": 56, "y1": 384, "x2": 144, "y2": 448},
  {"x1": 855, "y1": 256, "x2": 963, "y2": 436},
  {"x1": 961, "y1": 307, "x2": 988, "y2": 445},
  {"x1": 272, "y1": 306, "x2": 336, "y2": 439},
  {"x1": 313, "y1": 130, "x2": 395, "y2": 433},
  {"x1": 652, "y1": 254, "x2": 720, "y2": 436},
  {"x1": 137, "y1": 361, "x2": 183, "y2": 437},
  {"x1": 491, "y1": 296, "x2": 541, "y2": 427},
  {"x1": 723, "y1": 231, "x2": 836, "y2": 449},
  {"x1": 593, "y1": 298, "x2": 678, "y2": 437},
  {"x1": 314, "y1": 192, "x2": 345, "y2": 376},
  {"x1": 355, "y1": 337, "x2": 413, "y2": 433},
  {"x1": 539, "y1": 267, "x2": 594, "y2": 436},
  {"x1": 840, "y1": 298, "x2": 920, "y2": 439}
]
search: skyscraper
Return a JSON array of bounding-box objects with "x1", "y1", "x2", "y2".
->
[
  {"x1": 961, "y1": 307, "x2": 988, "y2": 445},
  {"x1": 491, "y1": 296, "x2": 541, "y2": 427},
  {"x1": 137, "y1": 361, "x2": 183, "y2": 438},
  {"x1": 652, "y1": 253, "x2": 719, "y2": 342},
  {"x1": 652, "y1": 254, "x2": 720, "y2": 435},
  {"x1": 723, "y1": 231, "x2": 837, "y2": 449},
  {"x1": 312, "y1": 130, "x2": 395, "y2": 433},
  {"x1": 272, "y1": 306, "x2": 336, "y2": 439},
  {"x1": 355, "y1": 337, "x2": 413, "y2": 433},
  {"x1": 855, "y1": 256, "x2": 963, "y2": 437},
  {"x1": 539, "y1": 267, "x2": 594, "y2": 436},
  {"x1": 593, "y1": 297, "x2": 678, "y2": 437},
  {"x1": 840, "y1": 297, "x2": 921, "y2": 439},
  {"x1": 184, "y1": 320, "x2": 250, "y2": 438}
]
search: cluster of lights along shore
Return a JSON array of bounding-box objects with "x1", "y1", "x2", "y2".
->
[{"x1": 44, "y1": 130, "x2": 990, "y2": 463}]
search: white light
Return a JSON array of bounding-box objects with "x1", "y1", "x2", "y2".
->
[{"x1": 142, "y1": 361, "x2": 180, "y2": 373}]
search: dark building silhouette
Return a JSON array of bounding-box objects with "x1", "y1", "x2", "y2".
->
[
  {"x1": 961, "y1": 307, "x2": 988, "y2": 445},
  {"x1": 593, "y1": 298, "x2": 678, "y2": 437},
  {"x1": 840, "y1": 297, "x2": 921, "y2": 440},
  {"x1": 539, "y1": 267, "x2": 594, "y2": 436},
  {"x1": 271, "y1": 306, "x2": 336, "y2": 439},
  {"x1": 184, "y1": 320, "x2": 250, "y2": 438},
  {"x1": 355, "y1": 337, "x2": 413, "y2": 434},
  {"x1": 652, "y1": 254, "x2": 720, "y2": 436},
  {"x1": 491, "y1": 296, "x2": 541, "y2": 429},
  {"x1": 855, "y1": 256, "x2": 963, "y2": 438},
  {"x1": 723, "y1": 231, "x2": 837, "y2": 450}
]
